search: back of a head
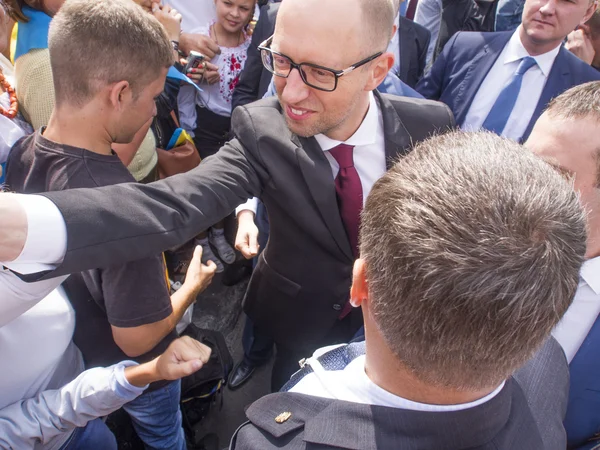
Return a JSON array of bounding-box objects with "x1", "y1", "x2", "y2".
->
[
  {"x1": 360, "y1": 131, "x2": 586, "y2": 391},
  {"x1": 48, "y1": 0, "x2": 173, "y2": 107}
]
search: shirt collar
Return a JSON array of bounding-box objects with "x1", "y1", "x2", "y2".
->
[
  {"x1": 503, "y1": 26, "x2": 561, "y2": 77},
  {"x1": 580, "y1": 256, "x2": 600, "y2": 295},
  {"x1": 314, "y1": 92, "x2": 379, "y2": 151}
]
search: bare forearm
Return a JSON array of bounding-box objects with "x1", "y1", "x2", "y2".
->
[
  {"x1": 0, "y1": 194, "x2": 28, "y2": 261},
  {"x1": 168, "y1": 284, "x2": 199, "y2": 327},
  {"x1": 124, "y1": 358, "x2": 160, "y2": 387}
]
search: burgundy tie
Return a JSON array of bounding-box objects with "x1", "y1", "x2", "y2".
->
[
  {"x1": 406, "y1": 0, "x2": 419, "y2": 20},
  {"x1": 329, "y1": 144, "x2": 363, "y2": 258},
  {"x1": 329, "y1": 144, "x2": 362, "y2": 319}
]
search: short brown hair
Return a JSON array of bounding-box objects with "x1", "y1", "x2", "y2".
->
[
  {"x1": 361, "y1": 131, "x2": 586, "y2": 390},
  {"x1": 48, "y1": 0, "x2": 173, "y2": 107}
]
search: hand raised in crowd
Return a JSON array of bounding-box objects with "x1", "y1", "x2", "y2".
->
[
  {"x1": 152, "y1": 3, "x2": 182, "y2": 41},
  {"x1": 566, "y1": 27, "x2": 596, "y2": 66},
  {"x1": 124, "y1": 336, "x2": 212, "y2": 387},
  {"x1": 179, "y1": 32, "x2": 221, "y2": 60},
  {"x1": 184, "y1": 59, "x2": 220, "y2": 85},
  {"x1": 235, "y1": 210, "x2": 260, "y2": 259},
  {"x1": 182, "y1": 245, "x2": 217, "y2": 296}
]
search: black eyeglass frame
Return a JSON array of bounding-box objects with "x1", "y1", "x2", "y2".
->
[{"x1": 258, "y1": 35, "x2": 383, "y2": 92}]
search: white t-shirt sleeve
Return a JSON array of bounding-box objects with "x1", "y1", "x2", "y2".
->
[
  {"x1": 0, "y1": 194, "x2": 68, "y2": 327},
  {"x1": 2, "y1": 194, "x2": 67, "y2": 273}
]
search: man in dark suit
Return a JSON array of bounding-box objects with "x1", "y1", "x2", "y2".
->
[
  {"x1": 417, "y1": 0, "x2": 599, "y2": 142},
  {"x1": 228, "y1": 0, "x2": 431, "y2": 391},
  {"x1": 394, "y1": 15, "x2": 431, "y2": 87},
  {"x1": 4, "y1": 0, "x2": 454, "y2": 392},
  {"x1": 527, "y1": 81, "x2": 600, "y2": 450},
  {"x1": 226, "y1": 130, "x2": 585, "y2": 449}
]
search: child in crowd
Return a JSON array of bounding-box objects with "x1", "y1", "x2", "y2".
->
[{"x1": 178, "y1": 0, "x2": 256, "y2": 272}]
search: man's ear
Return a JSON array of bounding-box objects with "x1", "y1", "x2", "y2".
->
[
  {"x1": 582, "y1": 1, "x2": 597, "y2": 26},
  {"x1": 108, "y1": 81, "x2": 131, "y2": 110},
  {"x1": 349, "y1": 258, "x2": 369, "y2": 308},
  {"x1": 365, "y1": 52, "x2": 395, "y2": 92}
]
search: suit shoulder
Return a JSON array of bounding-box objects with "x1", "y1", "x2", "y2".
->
[
  {"x1": 232, "y1": 97, "x2": 293, "y2": 142},
  {"x1": 399, "y1": 15, "x2": 430, "y2": 41},
  {"x1": 448, "y1": 31, "x2": 511, "y2": 55},
  {"x1": 234, "y1": 96, "x2": 284, "y2": 123},
  {"x1": 558, "y1": 47, "x2": 600, "y2": 82},
  {"x1": 382, "y1": 94, "x2": 455, "y2": 128}
]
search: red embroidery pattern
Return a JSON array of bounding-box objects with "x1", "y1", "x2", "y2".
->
[{"x1": 218, "y1": 41, "x2": 249, "y2": 104}]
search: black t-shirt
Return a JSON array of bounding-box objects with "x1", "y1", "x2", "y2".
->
[{"x1": 6, "y1": 131, "x2": 177, "y2": 375}]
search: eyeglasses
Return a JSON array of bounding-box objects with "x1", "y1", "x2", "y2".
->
[{"x1": 258, "y1": 35, "x2": 383, "y2": 92}]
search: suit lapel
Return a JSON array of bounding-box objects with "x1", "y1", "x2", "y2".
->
[
  {"x1": 374, "y1": 90, "x2": 413, "y2": 168},
  {"x1": 521, "y1": 47, "x2": 570, "y2": 141},
  {"x1": 295, "y1": 136, "x2": 354, "y2": 261},
  {"x1": 454, "y1": 32, "x2": 512, "y2": 126}
]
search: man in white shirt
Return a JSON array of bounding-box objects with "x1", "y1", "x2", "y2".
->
[
  {"x1": 0, "y1": 198, "x2": 211, "y2": 449},
  {"x1": 526, "y1": 80, "x2": 600, "y2": 450},
  {"x1": 417, "y1": 0, "x2": 600, "y2": 142}
]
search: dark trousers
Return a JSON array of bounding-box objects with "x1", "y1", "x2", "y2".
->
[
  {"x1": 193, "y1": 106, "x2": 231, "y2": 159},
  {"x1": 242, "y1": 307, "x2": 363, "y2": 392}
]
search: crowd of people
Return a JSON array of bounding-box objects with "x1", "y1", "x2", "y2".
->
[{"x1": 1, "y1": 0, "x2": 600, "y2": 448}]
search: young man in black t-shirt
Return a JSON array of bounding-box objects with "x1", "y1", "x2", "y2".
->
[{"x1": 5, "y1": 0, "x2": 216, "y2": 448}]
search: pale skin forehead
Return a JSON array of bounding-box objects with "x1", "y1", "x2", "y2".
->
[{"x1": 274, "y1": 0, "x2": 370, "y2": 69}]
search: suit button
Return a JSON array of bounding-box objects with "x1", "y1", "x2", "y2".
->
[{"x1": 332, "y1": 304, "x2": 342, "y2": 311}]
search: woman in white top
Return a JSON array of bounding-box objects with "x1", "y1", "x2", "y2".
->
[{"x1": 178, "y1": 0, "x2": 256, "y2": 272}]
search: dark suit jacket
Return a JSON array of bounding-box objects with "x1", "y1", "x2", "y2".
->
[
  {"x1": 40, "y1": 92, "x2": 454, "y2": 350},
  {"x1": 397, "y1": 15, "x2": 431, "y2": 88},
  {"x1": 229, "y1": 338, "x2": 569, "y2": 449},
  {"x1": 231, "y1": 2, "x2": 280, "y2": 110},
  {"x1": 416, "y1": 31, "x2": 600, "y2": 141}
]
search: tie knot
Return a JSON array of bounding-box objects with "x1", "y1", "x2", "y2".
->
[
  {"x1": 516, "y1": 56, "x2": 537, "y2": 76},
  {"x1": 329, "y1": 143, "x2": 355, "y2": 169}
]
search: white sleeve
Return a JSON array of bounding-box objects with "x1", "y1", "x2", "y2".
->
[
  {"x1": 0, "y1": 269, "x2": 68, "y2": 327},
  {"x1": 0, "y1": 362, "x2": 147, "y2": 449},
  {"x1": 235, "y1": 197, "x2": 258, "y2": 216},
  {"x1": 2, "y1": 194, "x2": 67, "y2": 274},
  {"x1": 0, "y1": 194, "x2": 69, "y2": 327}
]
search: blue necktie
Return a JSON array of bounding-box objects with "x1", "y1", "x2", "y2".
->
[{"x1": 481, "y1": 56, "x2": 537, "y2": 135}]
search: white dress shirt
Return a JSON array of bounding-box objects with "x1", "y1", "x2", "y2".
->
[
  {"x1": 237, "y1": 91, "x2": 387, "y2": 215},
  {"x1": 0, "y1": 194, "x2": 77, "y2": 415},
  {"x1": 290, "y1": 344, "x2": 505, "y2": 411},
  {"x1": 552, "y1": 257, "x2": 600, "y2": 363},
  {"x1": 462, "y1": 27, "x2": 560, "y2": 141}
]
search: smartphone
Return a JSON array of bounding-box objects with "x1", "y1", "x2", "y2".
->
[{"x1": 184, "y1": 51, "x2": 206, "y2": 73}]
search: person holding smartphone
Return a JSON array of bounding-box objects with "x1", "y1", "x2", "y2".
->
[{"x1": 177, "y1": 0, "x2": 257, "y2": 273}]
